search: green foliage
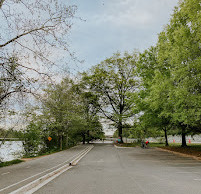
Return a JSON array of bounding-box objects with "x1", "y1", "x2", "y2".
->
[
  {"x1": 18, "y1": 0, "x2": 201, "y2": 151},
  {"x1": 133, "y1": 0, "x2": 201, "y2": 145},
  {"x1": 0, "y1": 128, "x2": 23, "y2": 139},
  {"x1": 23, "y1": 76, "x2": 104, "y2": 154},
  {"x1": 23, "y1": 122, "x2": 45, "y2": 156},
  {"x1": 155, "y1": 0, "x2": 201, "y2": 130},
  {"x1": 82, "y1": 52, "x2": 139, "y2": 142},
  {"x1": 134, "y1": 47, "x2": 172, "y2": 144}
]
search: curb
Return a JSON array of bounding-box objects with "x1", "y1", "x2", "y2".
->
[
  {"x1": 10, "y1": 145, "x2": 94, "y2": 194},
  {"x1": 114, "y1": 144, "x2": 134, "y2": 149}
]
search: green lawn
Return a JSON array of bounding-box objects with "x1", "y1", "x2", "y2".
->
[{"x1": 0, "y1": 159, "x2": 23, "y2": 168}]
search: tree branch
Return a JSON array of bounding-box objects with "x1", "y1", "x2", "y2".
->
[
  {"x1": 104, "y1": 90, "x2": 118, "y2": 114},
  {"x1": 0, "y1": 25, "x2": 55, "y2": 48},
  {"x1": 98, "y1": 106, "x2": 116, "y2": 123},
  {"x1": 0, "y1": 88, "x2": 22, "y2": 103}
]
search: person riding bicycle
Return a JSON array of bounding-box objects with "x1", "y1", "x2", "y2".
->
[
  {"x1": 141, "y1": 140, "x2": 149, "y2": 148},
  {"x1": 141, "y1": 140, "x2": 145, "y2": 148}
]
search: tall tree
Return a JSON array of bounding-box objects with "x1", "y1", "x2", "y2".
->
[
  {"x1": 163, "y1": 0, "x2": 201, "y2": 130},
  {"x1": 80, "y1": 91, "x2": 101, "y2": 144},
  {"x1": 82, "y1": 52, "x2": 139, "y2": 143},
  {"x1": 42, "y1": 77, "x2": 84, "y2": 150},
  {"x1": 24, "y1": 76, "x2": 103, "y2": 151},
  {"x1": 146, "y1": 0, "x2": 201, "y2": 146},
  {"x1": 135, "y1": 47, "x2": 172, "y2": 146}
]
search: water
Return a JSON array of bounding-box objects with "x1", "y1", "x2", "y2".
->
[
  {"x1": 113, "y1": 135, "x2": 201, "y2": 144},
  {"x1": 0, "y1": 141, "x2": 24, "y2": 162},
  {"x1": 1, "y1": 135, "x2": 201, "y2": 162}
]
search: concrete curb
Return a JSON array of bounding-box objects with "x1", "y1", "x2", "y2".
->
[
  {"x1": 10, "y1": 145, "x2": 94, "y2": 194},
  {"x1": 114, "y1": 144, "x2": 134, "y2": 149}
]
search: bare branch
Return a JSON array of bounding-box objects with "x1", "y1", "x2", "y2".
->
[
  {"x1": 0, "y1": 25, "x2": 55, "y2": 48},
  {"x1": 0, "y1": 88, "x2": 22, "y2": 103}
]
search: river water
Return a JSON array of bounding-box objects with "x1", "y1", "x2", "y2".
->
[{"x1": 0, "y1": 141, "x2": 24, "y2": 162}]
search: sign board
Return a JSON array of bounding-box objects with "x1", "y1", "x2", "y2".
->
[{"x1": 48, "y1": 136, "x2": 52, "y2": 141}]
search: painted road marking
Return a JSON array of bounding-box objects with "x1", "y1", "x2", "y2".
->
[
  {"x1": 10, "y1": 145, "x2": 94, "y2": 194},
  {"x1": 0, "y1": 146, "x2": 91, "y2": 193},
  {"x1": 1, "y1": 172, "x2": 10, "y2": 175},
  {"x1": 194, "y1": 179, "x2": 201, "y2": 181}
]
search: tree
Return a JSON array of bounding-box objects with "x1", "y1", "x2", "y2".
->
[
  {"x1": 72, "y1": 82, "x2": 103, "y2": 144},
  {"x1": 135, "y1": 47, "x2": 172, "y2": 146},
  {"x1": 23, "y1": 121, "x2": 45, "y2": 156},
  {"x1": 0, "y1": 0, "x2": 77, "y2": 109},
  {"x1": 41, "y1": 77, "x2": 84, "y2": 150},
  {"x1": 0, "y1": 57, "x2": 27, "y2": 111},
  {"x1": 154, "y1": 0, "x2": 201, "y2": 146},
  {"x1": 24, "y1": 76, "x2": 104, "y2": 152},
  {"x1": 82, "y1": 52, "x2": 139, "y2": 143}
]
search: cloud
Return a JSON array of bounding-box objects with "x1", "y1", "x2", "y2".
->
[
  {"x1": 93, "y1": 2, "x2": 152, "y2": 29},
  {"x1": 84, "y1": 0, "x2": 178, "y2": 29},
  {"x1": 69, "y1": 0, "x2": 179, "y2": 72}
]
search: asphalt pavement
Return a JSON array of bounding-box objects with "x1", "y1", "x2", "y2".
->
[
  {"x1": 35, "y1": 143, "x2": 201, "y2": 194},
  {"x1": 0, "y1": 144, "x2": 91, "y2": 193}
]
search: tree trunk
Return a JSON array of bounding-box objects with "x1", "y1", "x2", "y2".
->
[
  {"x1": 82, "y1": 134, "x2": 85, "y2": 144},
  {"x1": 87, "y1": 130, "x2": 90, "y2": 144},
  {"x1": 164, "y1": 127, "x2": 169, "y2": 146},
  {"x1": 60, "y1": 135, "x2": 63, "y2": 151},
  {"x1": 181, "y1": 126, "x2": 187, "y2": 147},
  {"x1": 118, "y1": 122, "x2": 123, "y2": 143},
  {"x1": 0, "y1": 130, "x2": 10, "y2": 148},
  {"x1": 66, "y1": 133, "x2": 68, "y2": 148}
]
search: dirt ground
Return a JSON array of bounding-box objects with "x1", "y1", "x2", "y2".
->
[
  {"x1": 158, "y1": 145, "x2": 201, "y2": 160},
  {"x1": 115, "y1": 142, "x2": 201, "y2": 160}
]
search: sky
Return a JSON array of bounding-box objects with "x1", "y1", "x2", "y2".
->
[
  {"x1": 66, "y1": 0, "x2": 179, "y2": 135},
  {"x1": 67, "y1": 0, "x2": 179, "y2": 74},
  {"x1": 0, "y1": 0, "x2": 179, "y2": 133}
]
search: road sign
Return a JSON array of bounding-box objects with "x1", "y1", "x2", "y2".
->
[{"x1": 48, "y1": 136, "x2": 52, "y2": 141}]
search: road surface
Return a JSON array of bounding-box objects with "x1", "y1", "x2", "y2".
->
[
  {"x1": 37, "y1": 143, "x2": 201, "y2": 194},
  {"x1": 1, "y1": 143, "x2": 201, "y2": 194},
  {"x1": 0, "y1": 144, "x2": 91, "y2": 193}
]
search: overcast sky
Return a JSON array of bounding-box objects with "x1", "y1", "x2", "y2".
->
[{"x1": 67, "y1": 0, "x2": 179, "y2": 74}]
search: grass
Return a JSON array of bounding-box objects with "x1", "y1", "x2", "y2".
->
[
  {"x1": 23, "y1": 148, "x2": 62, "y2": 159},
  {"x1": 115, "y1": 142, "x2": 167, "y2": 147},
  {"x1": 0, "y1": 159, "x2": 23, "y2": 168},
  {"x1": 148, "y1": 142, "x2": 166, "y2": 147},
  {"x1": 149, "y1": 142, "x2": 182, "y2": 147},
  {"x1": 23, "y1": 144, "x2": 76, "y2": 159},
  {"x1": 160, "y1": 143, "x2": 201, "y2": 158}
]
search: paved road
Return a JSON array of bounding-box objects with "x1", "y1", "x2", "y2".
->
[
  {"x1": 0, "y1": 145, "x2": 90, "y2": 193},
  {"x1": 36, "y1": 143, "x2": 201, "y2": 194}
]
